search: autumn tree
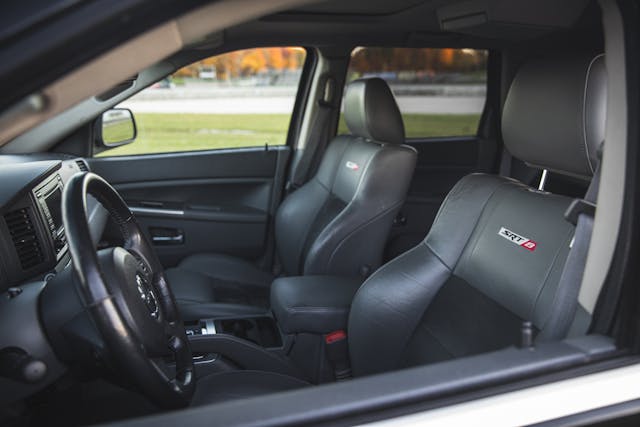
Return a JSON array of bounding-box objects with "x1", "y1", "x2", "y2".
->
[
  {"x1": 349, "y1": 47, "x2": 487, "y2": 76},
  {"x1": 171, "y1": 47, "x2": 306, "y2": 80}
]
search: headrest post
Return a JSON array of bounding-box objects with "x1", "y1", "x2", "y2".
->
[{"x1": 538, "y1": 169, "x2": 549, "y2": 191}]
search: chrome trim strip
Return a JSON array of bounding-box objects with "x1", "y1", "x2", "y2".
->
[
  {"x1": 204, "y1": 319, "x2": 217, "y2": 335},
  {"x1": 538, "y1": 169, "x2": 549, "y2": 191},
  {"x1": 129, "y1": 206, "x2": 184, "y2": 217}
]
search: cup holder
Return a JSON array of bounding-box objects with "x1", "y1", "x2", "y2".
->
[
  {"x1": 216, "y1": 316, "x2": 282, "y2": 348},
  {"x1": 185, "y1": 316, "x2": 283, "y2": 348}
]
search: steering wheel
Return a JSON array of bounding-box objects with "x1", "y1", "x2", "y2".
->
[{"x1": 62, "y1": 172, "x2": 194, "y2": 408}]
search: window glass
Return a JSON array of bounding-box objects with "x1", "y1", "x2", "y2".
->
[
  {"x1": 339, "y1": 47, "x2": 487, "y2": 138},
  {"x1": 98, "y1": 47, "x2": 306, "y2": 156}
]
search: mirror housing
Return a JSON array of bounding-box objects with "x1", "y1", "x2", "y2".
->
[{"x1": 95, "y1": 108, "x2": 137, "y2": 153}]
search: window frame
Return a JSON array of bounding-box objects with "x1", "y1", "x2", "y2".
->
[
  {"x1": 338, "y1": 46, "x2": 490, "y2": 142},
  {"x1": 94, "y1": 46, "x2": 315, "y2": 158}
]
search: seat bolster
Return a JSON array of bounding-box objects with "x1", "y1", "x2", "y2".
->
[
  {"x1": 348, "y1": 243, "x2": 451, "y2": 376},
  {"x1": 165, "y1": 268, "x2": 217, "y2": 304},
  {"x1": 178, "y1": 253, "x2": 274, "y2": 287},
  {"x1": 165, "y1": 254, "x2": 274, "y2": 309}
]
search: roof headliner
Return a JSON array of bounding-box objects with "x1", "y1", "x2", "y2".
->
[{"x1": 184, "y1": 0, "x2": 600, "y2": 53}]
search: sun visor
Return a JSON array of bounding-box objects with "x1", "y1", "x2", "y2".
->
[{"x1": 437, "y1": 0, "x2": 590, "y2": 40}]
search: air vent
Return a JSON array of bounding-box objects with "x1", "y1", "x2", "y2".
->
[
  {"x1": 4, "y1": 208, "x2": 45, "y2": 270},
  {"x1": 75, "y1": 159, "x2": 89, "y2": 172}
]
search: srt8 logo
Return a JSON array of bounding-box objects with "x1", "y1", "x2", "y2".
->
[{"x1": 498, "y1": 227, "x2": 537, "y2": 252}]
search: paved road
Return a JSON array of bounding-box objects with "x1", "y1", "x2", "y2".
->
[
  {"x1": 121, "y1": 95, "x2": 485, "y2": 115},
  {"x1": 120, "y1": 83, "x2": 485, "y2": 115}
]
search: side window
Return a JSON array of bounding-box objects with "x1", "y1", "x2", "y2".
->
[
  {"x1": 339, "y1": 47, "x2": 487, "y2": 139},
  {"x1": 98, "y1": 47, "x2": 307, "y2": 157}
]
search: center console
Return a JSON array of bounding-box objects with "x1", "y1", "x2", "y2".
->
[
  {"x1": 182, "y1": 313, "x2": 292, "y2": 378},
  {"x1": 269, "y1": 275, "x2": 363, "y2": 336},
  {"x1": 185, "y1": 315, "x2": 282, "y2": 348},
  {"x1": 33, "y1": 173, "x2": 67, "y2": 260},
  {"x1": 182, "y1": 275, "x2": 363, "y2": 383}
]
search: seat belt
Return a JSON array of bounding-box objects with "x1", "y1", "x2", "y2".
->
[
  {"x1": 324, "y1": 330, "x2": 352, "y2": 381},
  {"x1": 499, "y1": 148, "x2": 513, "y2": 177},
  {"x1": 286, "y1": 76, "x2": 337, "y2": 194},
  {"x1": 287, "y1": 106, "x2": 331, "y2": 193},
  {"x1": 539, "y1": 151, "x2": 601, "y2": 340}
]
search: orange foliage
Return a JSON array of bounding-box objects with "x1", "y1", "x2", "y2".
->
[
  {"x1": 439, "y1": 48, "x2": 454, "y2": 67},
  {"x1": 241, "y1": 50, "x2": 267, "y2": 74},
  {"x1": 172, "y1": 47, "x2": 306, "y2": 80},
  {"x1": 348, "y1": 47, "x2": 487, "y2": 76},
  {"x1": 266, "y1": 48, "x2": 285, "y2": 70}
]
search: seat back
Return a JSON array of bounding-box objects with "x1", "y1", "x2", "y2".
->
[
  {"x1": 348, "y1": 54, "x2": 607, "y2": 376},
  {"x1": 275, "y1": 78, "x2": 417, "y2": 277}
]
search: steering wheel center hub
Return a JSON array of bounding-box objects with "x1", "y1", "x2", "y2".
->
[{"x1": 135, "y1": 272, "x2": 159, "y2": 319}]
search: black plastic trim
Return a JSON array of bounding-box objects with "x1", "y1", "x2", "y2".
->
[
  {"x1": 286, "y1": 47, "x2": 317, "y2": 150},
  {"x1": 591, "y1": 0, "x2": 640, "y2": 345},
  {"x1": 0, "y1": 161, "x2": 61, "y2": 209},
  {"x1": 101, "y1": 336, "x2": 624, "y2": 427},
  {"x1": 0, "y1": 0, "x2": 207, "y2": 112},
  {"x1": 0, "y1": 281, "x2": 67, "y2": 404},
  {"x1": 405, "y1": 135, "x2": 478, "y2": 145}
]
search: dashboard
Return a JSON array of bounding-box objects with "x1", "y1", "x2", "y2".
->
[
  {"x1": 0, "y1": 156, "x2": 107, "y2": 292},
  {"x1": 0, "y1": 155, "x2": 109, "y2": 402}
]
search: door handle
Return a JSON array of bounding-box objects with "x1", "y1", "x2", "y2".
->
[
  {"x1": 149, "y1": 227, "x2": 184, "y2": 245},
  {"x1": 151, "y1": 235, "x2": 184, "y2": 244}
]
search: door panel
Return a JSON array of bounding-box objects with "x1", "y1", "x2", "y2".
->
[
  {"x1": 91, "y1": 148, "x2": 280, "y2": 182},
  {"x1": 384, "y1": 137, "x2": 496, "y2": 261},
  {"x1": 89, "y1": 147, "x2": 289, "y2": 267}
]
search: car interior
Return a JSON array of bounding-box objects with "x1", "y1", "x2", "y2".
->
[{"x1": 0, "y1": 0, "x2": 638, "y2": 426}]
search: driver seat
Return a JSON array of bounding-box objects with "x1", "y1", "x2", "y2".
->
[
  {"x1": 191, "y1": 53, "x2": 606, "y2": 405},
  {"x1": 166, "y1": 77, "x2": 417, "y2": 313}
]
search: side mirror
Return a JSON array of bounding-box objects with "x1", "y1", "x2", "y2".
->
[{"x1": 96, "y1": 108, "x2": 137, "y2": 151}]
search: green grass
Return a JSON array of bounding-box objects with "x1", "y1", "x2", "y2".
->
[
  {"x1": 102, "y1": 120, "x2": 135, "y2": 144},
  {"x1": 100, "y1": 113, "x2": 291, "y2": 156},
  {"x1": 99, "y1": 113, "x2": 481, "y2": 157},
  {"x1": 337, "y1": 113, "x2": 480, "y2": 138}
]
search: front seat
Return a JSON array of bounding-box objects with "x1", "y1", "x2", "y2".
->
[
  {"x1": 166, "y1": 77, "x2": 417, "y2": 310},
  {"x1": 191, "y1": 53, "x2": 606, "y2": 404}
]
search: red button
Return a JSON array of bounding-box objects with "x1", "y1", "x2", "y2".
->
[{"x1": 325, "y1": 330, "x2": 347, "y2": 344}]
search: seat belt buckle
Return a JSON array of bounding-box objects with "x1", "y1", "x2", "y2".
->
[
  {"x1": 324, "y1": 330, "x2": 351, "y2": 381},
  {"x1": 325, "y1": 330, "x2": 347, "y2": 344},
  {"x1": 564, "y1": 198, "x2": 596, "y2": 226}
]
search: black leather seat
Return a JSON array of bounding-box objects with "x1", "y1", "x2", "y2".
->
[
  {"x1": 166, "y1": 77, "x2": 417, "y2": 310},
  {"x1": 191, "y1": 53, "x2": 606, "y2": 404}
]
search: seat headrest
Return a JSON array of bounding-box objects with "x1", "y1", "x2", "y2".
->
[
  {"x1": 344, "y1": 78, "x2": 405, "y2": 144},
  {"x1": 502, "y1": 54, "x2": 606, "y2": 178}
]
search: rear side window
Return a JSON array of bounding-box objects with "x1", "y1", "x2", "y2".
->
[{"x1": 339, "y1": 47, "x2": 487, "y2": 139}]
